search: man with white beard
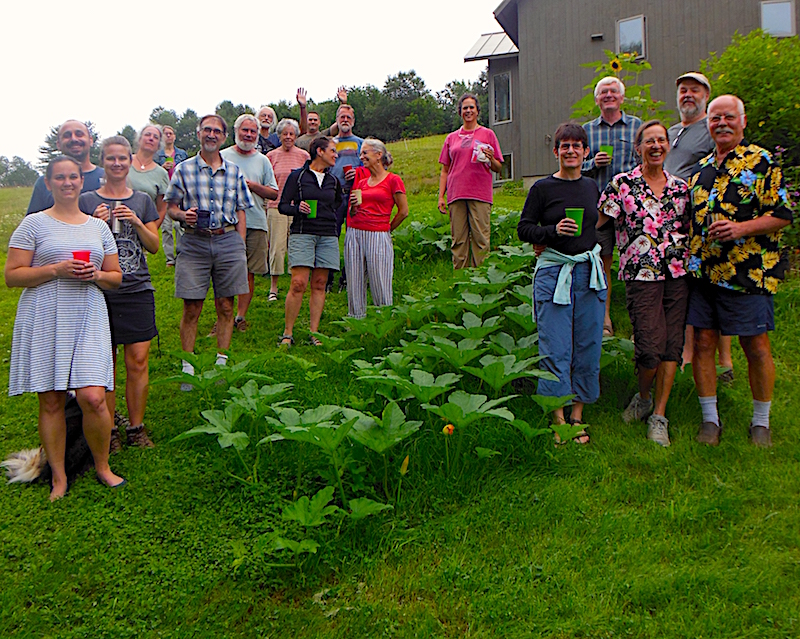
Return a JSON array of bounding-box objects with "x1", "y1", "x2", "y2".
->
[
  {"x1": 221, "y1": 114, "x2": 279, "y2": 332},
  {"x1": 664, "y1": 73, "x2": 714, "y2": 180},
  {"x1": 663, "y1": 74, "x2": 733, "y2": 379}
]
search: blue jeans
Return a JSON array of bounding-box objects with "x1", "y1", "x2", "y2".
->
[{"x1": 534, "y1": 262, "x2": 606, "y2": 403}]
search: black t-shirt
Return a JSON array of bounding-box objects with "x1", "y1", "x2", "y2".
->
[{"x1": 517, "y1": 175, "x2": 599, "y2": 255}]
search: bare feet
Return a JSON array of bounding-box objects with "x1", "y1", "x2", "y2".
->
[
  {"x1": 49, "y1": 480, "x2": 68, "y2": 502},
  {"x1": 96, "y1": 469, "x2": 126, "y2": 488}
]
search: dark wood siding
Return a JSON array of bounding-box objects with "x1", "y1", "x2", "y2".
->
[{"x1": 506, "y1": 0, "x2": 799, "y2": 179}]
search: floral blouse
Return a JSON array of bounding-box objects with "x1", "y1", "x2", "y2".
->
[
  {"x1": 688, "y1": 143, "x2": 793, "y2": 294},
  {"x1": 598, "y1": 166, "x2": 690, "y2": 281}
]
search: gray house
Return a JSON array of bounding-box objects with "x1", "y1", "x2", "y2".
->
[{"x1": 467, "y1": 0, "x2": 799, "y2": 187}]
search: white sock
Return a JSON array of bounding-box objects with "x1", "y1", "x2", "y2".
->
[
  {"x1": 182, "y1": 360, "x2": 195, "y2": 376},
  {"x1": 752, "y1": 400, "x2": 771, "y2": 428},
  {"x1": 699, "y1": 396, "x2": 719, "y2": 427},
  {"x1": 216, "y1": 353, "x2": 228, "y2": 367}
]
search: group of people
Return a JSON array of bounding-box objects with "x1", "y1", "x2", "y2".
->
[
  {"x1": 5, "y1": 87, "x2": 416, "y2": 500},
  {"x1": 521, "y1": 72, "x2": 792, "y2": 449},
  {"x1": 4, "y1": 75, "x2": 793, "y2": 501}
]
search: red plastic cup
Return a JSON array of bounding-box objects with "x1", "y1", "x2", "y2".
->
[{"x1": 72, "y1": 250, "x2": 91, "y2": 262}]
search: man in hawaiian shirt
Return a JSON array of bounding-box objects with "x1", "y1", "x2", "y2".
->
[{"x1": 687, "y1": 95, "x2": 793, "y2": 447}]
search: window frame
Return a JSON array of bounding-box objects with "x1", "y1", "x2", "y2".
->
[
  {"x1": 494, "y1": 151, "x2": 513, "y2": 183},
  {"x1": 616, "y1": 14, "x2": 647, "y2": 60},
  {"x1": 761, "y1": 0, "x2": 796, "y2": 37},
  {"x1": 492, "y1": 72, "x2": 512, "y2": 124}
]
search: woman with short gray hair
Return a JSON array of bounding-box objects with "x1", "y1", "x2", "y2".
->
[{"x1": 345, "y1": 137, "x2": 408, "y2": 318}]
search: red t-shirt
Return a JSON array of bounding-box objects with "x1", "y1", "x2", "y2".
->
[{"x1": 348, "y1": 172, "x2": 406, "y2": 232}]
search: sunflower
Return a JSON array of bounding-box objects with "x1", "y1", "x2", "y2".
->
[{"x1": 609, "y1": 58, "x2": 622, "y2": 72}]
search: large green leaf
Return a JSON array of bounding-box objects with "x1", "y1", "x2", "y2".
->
[
  {"x1": 281, "y1": 486, "x2": 340, "y2": 527},
  {"x1": 422, "y1": 391, "x2": 516, "y2": 428},
  {"x1": 343, "y1": 402, "x2": 423, "y2": 454},
  {"x1": 460, "y1": 291, "x2": 505, "y2": 318},
  {"x1": 171, "y1": 403, "x2": 249, "y2": 450},
  {"x1": 348, "y1": 497, "x2": 393, "y2": 520},
  {"x1": 504, "y1": 304, "x2": 536, "y2": 333}
]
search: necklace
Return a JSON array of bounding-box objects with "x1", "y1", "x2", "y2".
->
[{"x1": 134, "y1": 154, "x2": 151, "y2": 171}]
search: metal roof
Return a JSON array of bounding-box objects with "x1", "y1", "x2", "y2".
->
[{"x1": 464, "y1": 32, "x2": 519, "y2": 61}]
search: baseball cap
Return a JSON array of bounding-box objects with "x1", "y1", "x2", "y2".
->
[{"x1": 676, "y1": 72, "x2": 711, "y2": 92}]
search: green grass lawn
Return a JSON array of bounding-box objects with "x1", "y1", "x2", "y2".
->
[{"x1": 1, "y1": 142, "x2": 799, "y2": 638}]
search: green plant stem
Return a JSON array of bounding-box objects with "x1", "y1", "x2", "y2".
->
[
  {"x1": 383, "y1": 455, "x2": 390, "y2": 501},
  {"x1": 444, "y1": 438, "x2": 450, "y2": 476},
  {"x1": 330, "y1": 451, "x2": 349, "y2": 510}
]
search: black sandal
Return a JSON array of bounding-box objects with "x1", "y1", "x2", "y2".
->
[
  {"x1": 308, "y1": 335, "x2": 323, "y2": 347},
  {"x1": 278, "y1": 335, "x2": 294, "y2": 347}
]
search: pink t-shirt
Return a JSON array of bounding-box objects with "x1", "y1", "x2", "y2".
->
[
  {"x1": 438, "y1": 126, "x2": 502, "y2": 205},
  {"x1": 349, "y1": 173, "x2": 406, "y2": 232},
  {"x1": 266, "y1": 145, "x2": 310, "y2": 209}
]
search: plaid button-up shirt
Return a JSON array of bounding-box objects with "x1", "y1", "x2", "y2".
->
[
  {"x1": 165, "y1": 153, "x2": 254, "y2": 229},
  {"x1": 582, "y1": 112, "x2": 642, "y2": 193}
]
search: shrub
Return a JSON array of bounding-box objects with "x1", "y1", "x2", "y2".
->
[{"x1": 701, "y1": 30, "x2": 800, "y2": 165}]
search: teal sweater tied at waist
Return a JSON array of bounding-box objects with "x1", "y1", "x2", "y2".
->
[{"x1": 533, "y1": 244, "x2": 607, "y2": 305}]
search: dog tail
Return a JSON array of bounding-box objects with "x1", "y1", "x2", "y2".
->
[{"x1": 1, "y1": 448, "x2": 46, "y2": 483}]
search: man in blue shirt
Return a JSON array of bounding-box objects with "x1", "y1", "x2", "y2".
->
[
  {"x1": 582, "y1": 77, "x2": 642, "y2": 337},
  {"x1": 27, "y1": 120, "x2": 105, "y2": 214}
]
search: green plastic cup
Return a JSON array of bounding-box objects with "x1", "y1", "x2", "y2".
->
[
  {"x1": 600, "y1": 144, "x2": 614, "y2": 158},
  {"x1": 565, "y1": 208, "x2": 584, "y2": 236},
  {"x1": 307, "y1": 200, "x2": 318, "y2": 219}
]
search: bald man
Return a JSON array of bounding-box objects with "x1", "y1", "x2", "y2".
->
[
  {"x1": 687, "y1": 95, "x2": 793, "y2": 448},
  {"x1": 27, "y1": 120, "x2": 105, "y2": 214}
]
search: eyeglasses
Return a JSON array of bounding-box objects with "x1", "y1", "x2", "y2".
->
[
  {"x1": 558, "y1": 142, "x2": 584, "y2": 150},
  {"x1": 642, "y1": 136, "x2": 668, "y2": 146},
  {"x1": 201, "y1": 126, "x2": 224, "y2": 136},
  {"x1": 672, "y1": 127, "x2": 686, "y2": 148}
]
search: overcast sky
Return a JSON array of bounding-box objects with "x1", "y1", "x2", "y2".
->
[{"x1": 2, "y1": 0, "x2": 502, "y2": 164}]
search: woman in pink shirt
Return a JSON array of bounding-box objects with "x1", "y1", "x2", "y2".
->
[
  {"x1": 345, "y1": 138, "x2": 408, "y2": 318},
  {"x1": 437, "y1": 93, "x2": 503, "y2": 269},
  {"x1": 267, "y1": 119, "x2": 310, "y2": 301}
]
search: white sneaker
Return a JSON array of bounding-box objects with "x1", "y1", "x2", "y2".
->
[
  {"x1": 647, "y1": 414, "x2": 671, "y2": 447},
  {"x1": 622, "y1": 392, "x2": 653, "y2": 423}
]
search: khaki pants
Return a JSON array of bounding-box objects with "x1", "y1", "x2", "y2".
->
[
  {"x1": 267, "y1": 208, "x2": 291, "y2": 275},
  {"x1": 448, "y1": 199, "x2": 491, "y2": 269}
]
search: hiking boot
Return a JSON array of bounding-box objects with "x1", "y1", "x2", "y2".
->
[
  {"x1": 109, "y1": 428, "x2": 123, "y2": 455},
  {"x1": 749, "y1": 424, "x2": 773, "y2": 448},
  {"x1": 114, "y1": 410, "x2": 132, "y2": 431},
  {"x1": 646, "y1": 414, "x2": 671, "y2": 447},
  {"x1": 696, "y1": 421, "x2": 722, "y2": 446},
  {"x1": 126, "y1": 424, "x2": 155, "y2": 448},
  {"x1": 717, "y1": 368, "x2": 734, "y2": 385},
  {"x1": 622, "y1": 392, "x2": 653, "y2": 423}
]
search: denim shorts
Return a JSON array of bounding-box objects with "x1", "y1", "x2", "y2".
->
[
  {"x1": 687, "y1": 281, "x2": 774, "y2": 336},
  {"x1": 288, "y1": 233, "x2": 340, "y2": 271}
]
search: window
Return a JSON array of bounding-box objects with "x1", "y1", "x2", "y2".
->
[
  {"x1": 617, "y1": 15, "x2": 646, "y2": 58},
  {"x1": 761, "y1": 1, "x2": 796, "y2": 36},
  {"x1": 493, "y1": 73, "x2": 512, "y2": 123},
  {"x1": 495, "y1": 152, "x2": 513, "y2": 182}
]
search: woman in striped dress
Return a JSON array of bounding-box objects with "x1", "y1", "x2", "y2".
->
[
  {"x1": 345, "y1": 138, "x2": 408, "y2": 318},
  {"x1": 5, "y1": 156, "x2": 126, "y2": 501}
]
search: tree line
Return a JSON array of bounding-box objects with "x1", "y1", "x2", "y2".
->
[{"x1": 33, "y1": 69, "x2": 488, "y2": 170}]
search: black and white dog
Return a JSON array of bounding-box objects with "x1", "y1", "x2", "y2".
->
[{"x1": 1, "y1": 392, "x2": 94, "y2": 487}]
